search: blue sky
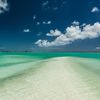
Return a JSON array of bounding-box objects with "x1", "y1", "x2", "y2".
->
[{"x1": 0, "y1": 0, "x2": 100, "y2": 51}]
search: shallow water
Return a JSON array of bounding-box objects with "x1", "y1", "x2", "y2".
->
[
  {"x1": 0, "y1": 53, "x2": 100, "y2": 79},
  {"x1": 0, "y1": 52, "x2": 100, "y2": 100},
  {"x1": 0, "y1": 52, "x2": 100, "y2": 80}
]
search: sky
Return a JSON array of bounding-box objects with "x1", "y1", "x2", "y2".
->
[{"x1": 0, "y1": 0, "x2": 100, "y2": 51}]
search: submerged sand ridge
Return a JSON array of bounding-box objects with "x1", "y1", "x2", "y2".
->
[{"x1": 0, "y1": 57, "x2": 100, "y2": 100}]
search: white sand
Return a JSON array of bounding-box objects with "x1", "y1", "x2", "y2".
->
[{"x1": 0, "y1": 57, "x2": 100, "y2": 100}]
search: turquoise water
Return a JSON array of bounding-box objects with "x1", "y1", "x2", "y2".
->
[
  {"x1": 0, "y1": 52, "x2": 100, "y2": 59},
  {"x1": 0, "y1": 52, "x2": 100, "y2": 80},
  {"x1": 0, "y1": 52, "x2": 100, "y2": 69}
]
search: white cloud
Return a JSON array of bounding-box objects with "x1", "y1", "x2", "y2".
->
[
  {"x1": 0, "y1": 0, "x2": 9, "y2": 14},
  {"x1": 33, "y1": 15, "x2": 36, "y2": 20},
  {"x1": 91, "y1": 7, "x2": 99, "y2": 13},
  {"x1": 36, "y1": 22, "x2": 40, "y2": 25},
  {"x1": 47, "y1": 21, "x2": 51, "y2": 24},
  {"x1": 43, "y1": 21, "x2": 46, "y2": 24},
  {"x1": 36, "y1": 21, "x2": 51, "y2": 26},
  {"x1": 96, "y1": 47, "x2": 100, "y2": 50},
  {"x1": 42, "y1": 21, "x2": 51, "y2": 25},
  {"x1": 23, "y1": 29, "x2": 30, "y2": 33},
  {"x1": 72, "y1": 21, "x2": 79, "y2": 26},
  {"x1": 35, "y1": 22, "x2": 100, "y2": 47},
  {"x1": 46, "y1": 29, "x2": 62, "y2": 36},
  {"x1": 42, "y1": 1, "x2": 49, "y2": 6}
]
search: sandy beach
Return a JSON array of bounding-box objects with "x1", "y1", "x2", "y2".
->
[{"x1": 0, "y1": 57, "x2": 100, "y2": 100}]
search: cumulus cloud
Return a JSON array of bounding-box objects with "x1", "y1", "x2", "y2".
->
[
  {"x1": 72, "y1": 21, "x2": 80, "y2": 26},
  {"x1": 35, "y1": 22, "x2": 100, "y2": 47},
  {"x1": 0, "y1": 0, "x2": 9, "y2": 14},
  {"x1": 46, "y1": 29, "x2": 62, "y2": 36},
  {"x1": 91, "y1": 7, "x2": 99, "y2": 13},
  {"x1": 23, "y1": 29, "x2": 30, "y2": 33}
]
